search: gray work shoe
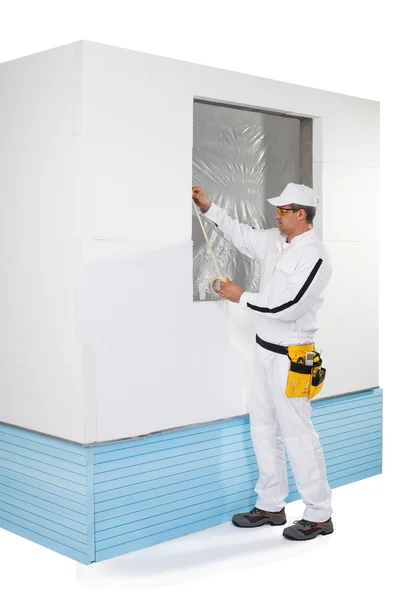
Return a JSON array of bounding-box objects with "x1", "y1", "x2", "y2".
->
[
  {"x1": 283, "y1": 518, "x2": 333, "y2": 540},
  {"x1": 232, "y1": 507, "x2": 286, "y2": 528}
]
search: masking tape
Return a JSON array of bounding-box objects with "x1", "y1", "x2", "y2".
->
[{"x1": 193, "y1": 200, "x2": 227, "y2": 296}]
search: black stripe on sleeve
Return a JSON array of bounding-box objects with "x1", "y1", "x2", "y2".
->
[{"x1": 247, "y1": 258, "x2": 323, "y2": 314}]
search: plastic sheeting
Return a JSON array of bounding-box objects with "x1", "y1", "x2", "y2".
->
[{"x1": 192, "y1": 101, "x2": 307, "y2": 301}]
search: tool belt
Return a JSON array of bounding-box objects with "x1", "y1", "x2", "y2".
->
[{"x1": 256, "y1": 335, "x2": 326, "y2": 399}]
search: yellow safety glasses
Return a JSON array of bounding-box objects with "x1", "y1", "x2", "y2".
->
[{"x1": 276, "y1": 207, "x2": 296, "y2": 216}]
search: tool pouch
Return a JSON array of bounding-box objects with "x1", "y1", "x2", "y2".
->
[
  {"x1": 285, "y1": 344, "x2": 326, "y2": 399},
  {"x1": 309, "y1": 352, "x2": 326, "y2": 399}
]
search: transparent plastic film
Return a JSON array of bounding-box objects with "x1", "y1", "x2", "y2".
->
[{"x1": 192, "y1": 100, "x2": 305, "y2": 301}]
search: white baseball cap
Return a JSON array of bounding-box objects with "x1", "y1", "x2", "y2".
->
[{"x1": 267, "y1": 183, "x2": 319, "y2": 208}]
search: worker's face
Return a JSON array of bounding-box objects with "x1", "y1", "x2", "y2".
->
[{"x1": 275, "y1": 205, "x2": 301, "y2": 234}]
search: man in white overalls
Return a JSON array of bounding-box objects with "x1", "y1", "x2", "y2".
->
[{"x1": 192, "y1": 183, "x2": 333, "y2": 541}]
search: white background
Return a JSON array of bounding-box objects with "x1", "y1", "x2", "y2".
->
[{"x1": 0, "y1": 0, "x2": 398, "y2": 598}]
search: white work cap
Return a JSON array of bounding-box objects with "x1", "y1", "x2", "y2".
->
[{"x1": 267, "y1": 183, "x2": 319, "y2": 208}]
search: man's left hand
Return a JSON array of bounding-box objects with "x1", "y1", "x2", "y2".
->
[{"x1": 219, "y1": 278, "x2": 244, "y2": 303}]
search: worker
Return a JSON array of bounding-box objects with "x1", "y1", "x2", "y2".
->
[{"x1": 192, "y1": 183, "x2": 333, "y2": 540}]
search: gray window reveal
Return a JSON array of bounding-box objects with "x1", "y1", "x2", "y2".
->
[{"x1": 192, "y1": 100, "x2": 313, "y2": 302}]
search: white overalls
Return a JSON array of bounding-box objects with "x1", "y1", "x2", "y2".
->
[{"x1": 202, "y1": 203, "x2": 333, "y2": 522}]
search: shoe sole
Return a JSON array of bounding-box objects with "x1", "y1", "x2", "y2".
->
[
  {"x1": 232, "y1": 519, "x2": 287, "y2": 528},
  {"x1": 282, "y1": 529, "x2": 333, "y2": 540}
]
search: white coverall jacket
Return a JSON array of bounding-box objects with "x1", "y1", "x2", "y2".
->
[{"x1": 202, "y1": 203, "x2": 333, "y2": 522}]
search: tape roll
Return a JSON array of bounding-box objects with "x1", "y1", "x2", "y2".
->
[{"x1": 211, "y1": 275, "x2": 227, "y2": 295}]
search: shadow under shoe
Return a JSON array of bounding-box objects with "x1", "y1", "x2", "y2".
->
[{"x1": 232, "y1": 507, "x2": 287, "y2": 528}]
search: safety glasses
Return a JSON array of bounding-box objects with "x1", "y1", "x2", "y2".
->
[{"x1": 276, "y1": 207, "x2": 296, "y2": 216}]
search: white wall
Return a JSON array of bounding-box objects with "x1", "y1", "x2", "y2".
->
[
  {"x1": 78, "y1": 41, "x2": 379, "y2": 442},
  {"x1": 0, "y1": 44, "x2": 89, "y2": 442},
  {"x1": 0, "y1": 41, "x2": 379, "y2": 444}
]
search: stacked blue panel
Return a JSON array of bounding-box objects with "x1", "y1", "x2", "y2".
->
[
  {"x1": 0, "y1": 424, "x2": 92, "y2": 564},
  {"x1": 0, "y1": 388, "x2": 382, "y2": 564}
]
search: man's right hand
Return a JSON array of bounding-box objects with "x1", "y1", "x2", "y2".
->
[{"x1": 192, "y1": 187, "x2": 212, "y2": 212}]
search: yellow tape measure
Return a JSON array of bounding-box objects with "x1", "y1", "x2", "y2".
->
[{"x1": 192, "y1": 200, "x2": 227, "y2": 296}]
